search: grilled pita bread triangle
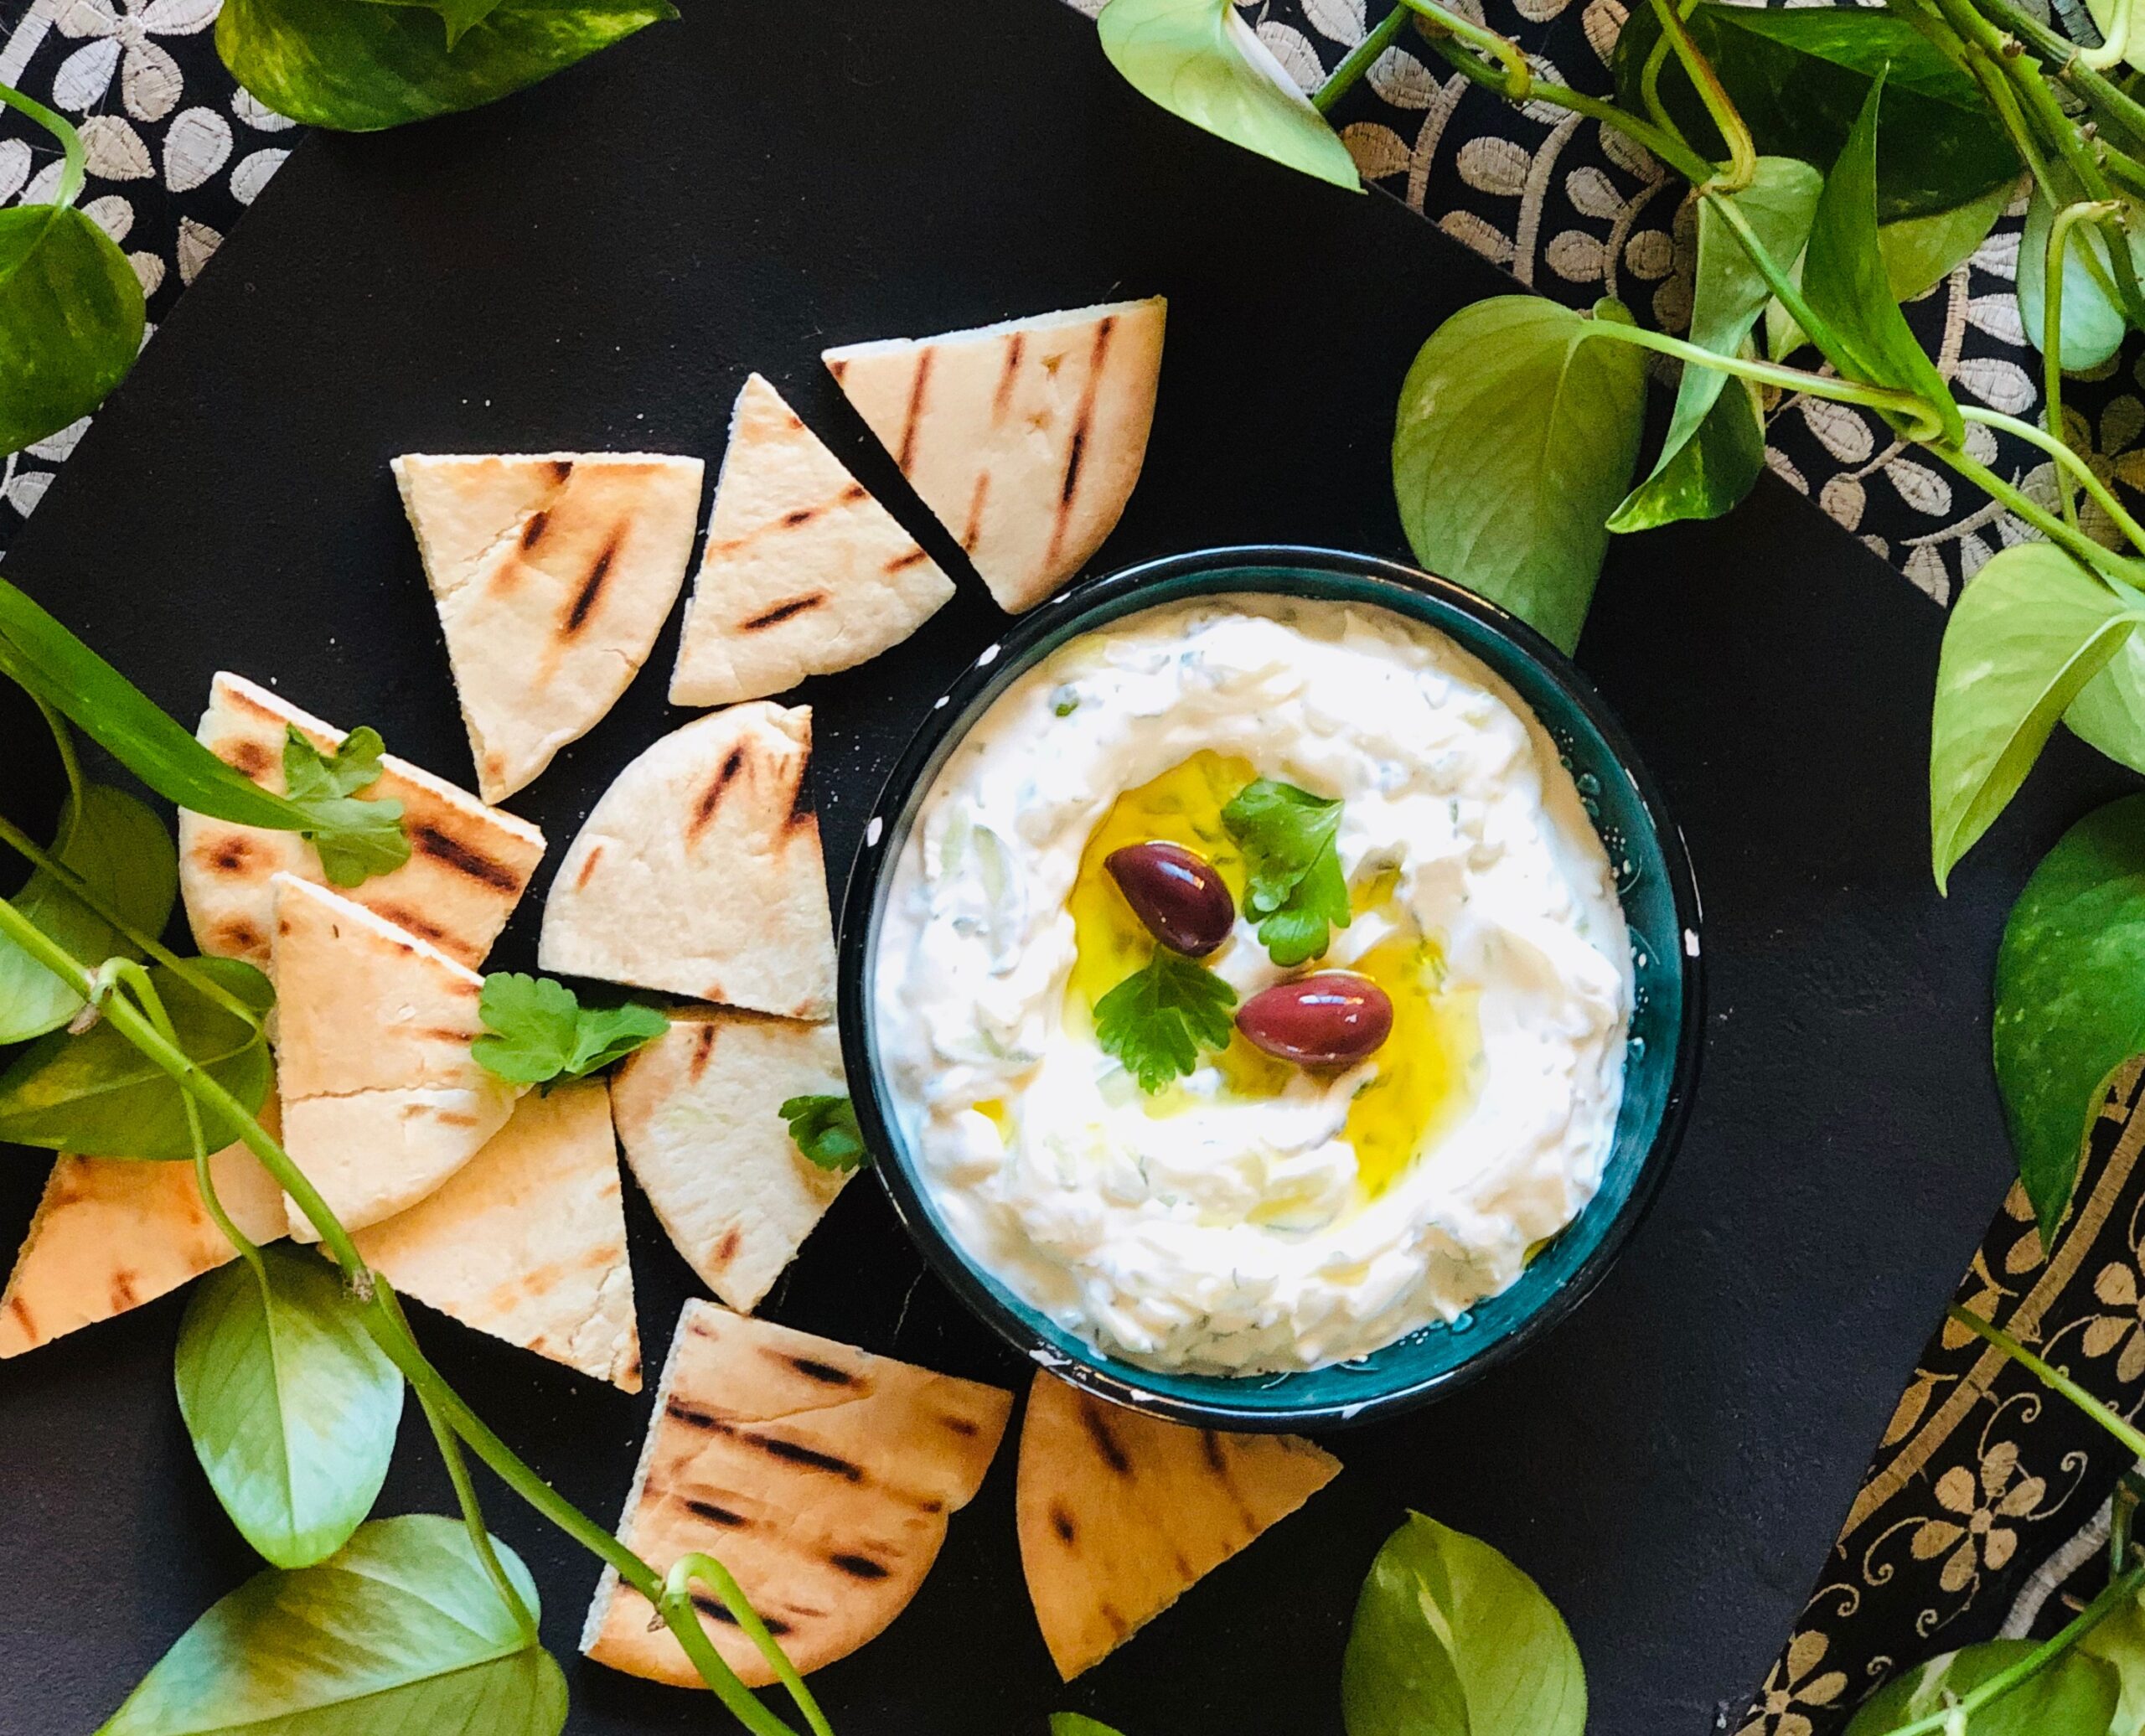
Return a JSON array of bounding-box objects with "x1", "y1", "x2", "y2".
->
[
  {"x1": 669, "y1": 375, "x2": 954, "y2": 708},
  {"x1": 393, "y1": 452, "x2": 705, "y2": 802},
  {"x1": 272, "y1": 873, "x2": 525, "y2": 1239},
  {"x1": 0, "y1": 1112, "x2": 287, "y2": 1359},
  {"x1": 356, "y1": 1079, "x2": 641, "y2": 1391},
  {"x1": 609, "y1": 1009, "x2": 850, "y2": 1314},
  {"x1": 179, "y1": 672, "x2": 545, "y2": 974},
  {"x1": 1016, "y1": 1371, "x2": 1341, "y2": 1680},
  {"x1": 822, "y1": 297, "x2": 1164, "y2": 613},
  {"x1": 539, "y1": 701, "x2": 835, "y2": 1020},
  {"x1": 581, "y1": 1301, "x2": 1011, "y2": 1687}
]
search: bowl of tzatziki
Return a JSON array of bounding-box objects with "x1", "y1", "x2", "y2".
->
[{"x1": 838, "y1": 547, "x2": 1702, "y2": 1429}]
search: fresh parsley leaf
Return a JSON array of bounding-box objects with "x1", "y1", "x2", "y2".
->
[
  {"x1": 779, "y1": 1094, "x2": 868, "y2": 1171},
  {"x1": 1221, "y1": 778, "x2": 1352, "y2": 967},
  {"x1": 471, "y1": 972, "x2": 667, "y2": 1088},
  {"x1": 282, "y1": 725, "x2": 412, "y2": 887},
  {"x1": 1093, "y1": 948, "x2": 1238, "y2": 1094}
]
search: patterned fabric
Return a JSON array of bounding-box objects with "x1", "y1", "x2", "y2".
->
[
  {"x1": 7, "y1": 0, "x2": 2145, "y2": 1723},
  {"x1": 0, "y1": 0, "x2": 292, "y2": 530},
  {"x1": 1742, "y1": 1062, "x2": 2145, "y2": 1733}
]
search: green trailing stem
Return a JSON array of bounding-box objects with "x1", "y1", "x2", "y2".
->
[
  {"x1": 664, "y1": 1554, "x2": 837, "y2": 1736},
  {"x1": 0, "y1": 891, "x2": 809, "y2": 1733},
  {"x1": 1644, "y1": 0, "x2": 1755, "y2": 191},
  {"x1": 2044, "y1": 199, "x2": 2125, "y2": 534},
  {"x1": 1312, "y1": 3, "x2": 1411, "y2": 114}
]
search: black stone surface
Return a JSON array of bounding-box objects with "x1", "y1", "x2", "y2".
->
[{"x1": 0, "y1": 2, "x2": 2128, "y2": 1730}]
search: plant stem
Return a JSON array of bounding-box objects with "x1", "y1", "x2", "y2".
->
[
  {"x1": 0, "y1": 813, "x2": 261, "y2": 1027},
  {"x1": 1582, "y1": 317, "x2": 1948, "y2": 431},
  {"x1": 664, "y1": 1555, "x2": 837, "y2": 1736},
  {"x1": 1398, "y1": 0, "x2": 1716, "y2": 183},
  {"x1": 0, "y1": 80, "x2": 84, "y2": 209},
  {"x1": 1645, "y1": 0, "x2": 1755, "y2": 191},
  {"x1": 1312, "y1": 4, "x2": 1410, "y2": 114},
  {"x1": 0, "y1": 892, "x2": 807, "y2": 1733},
  {"x1": 1949, "y1": 1303, "x2": 2145, "y2": 1457},
  {"x1": 1874, "y1": 1556, "x2": 2145, "y2": 1734},
  {"x1": 1935, "y1": 437, "x2": 2145, "y2": 583},
  {"x1": 1963, "y1": 403, "x2": 2145, "y2": 550},
  {"x1": 2083, "y1": 0, "x2": 2138, "y2": 69},
  {"x1": 2042, "y1": 200, "x2": 2121, "y2": 532},
  {"x1": 33, "y1": 696, "x2": 85, "y2": 814},
  {"x1": 375, "y1": 1279, "x2": 540, "y2": 1646},
  {"x1": 1973, "y1": 0, "x2": 2145, "y2": 147}
]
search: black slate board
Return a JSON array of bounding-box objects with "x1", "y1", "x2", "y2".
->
[{"x1": 0, "y1": 3, "x2": 2129, "y2": 1731}]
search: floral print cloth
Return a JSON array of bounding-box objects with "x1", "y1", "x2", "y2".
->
[{"x1": 3, "y1": 0, "x2": 2142, "y2": 1726}]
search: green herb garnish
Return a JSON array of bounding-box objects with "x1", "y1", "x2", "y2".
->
[
  {"x1": 281, "y1": 725, "x2": 413, "y2": 887},
  {"x1": 1093, "y1": 948, "x2": 1238, "y2": 1094},
  {"x1": 470, "y1": 972, "x2": 667, "y2": 1087},
  {"x1": 1221, "y1": 778, "x2": 1351, "y2": 968},
  {"x1": 779, "y1": 1093, "x2": 869, "y2": 1171}
]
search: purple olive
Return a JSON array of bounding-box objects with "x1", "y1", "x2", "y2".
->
[
  {"x1": 1237, "y1": 974, "x2": 1394, "y2": 1067},
  {"x1": 1105, "y1": 841, "x2": 1236, "y2": 957}
]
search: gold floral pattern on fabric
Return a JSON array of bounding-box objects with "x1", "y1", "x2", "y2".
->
[{"x1": 1739, "y1": 1061, "x2": 2145, "y2": 1733}]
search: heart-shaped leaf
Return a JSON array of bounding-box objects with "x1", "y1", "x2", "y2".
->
[
  {"x1": 1393, "y1": 297, "x2": 1646, "y2": 653},
  {"x1": 1098, "y1": 0, "x2": 1359, "y2": 192},
  {"x1": 1843, "y1": 1640, "x2": 2117, "y2": 1734},
  {"x1": 1341, "y1": 1511, "x2": 1585, "y2": 1736},
  {"x1": 176, "y1": 1246, "x2": 403, "y2": 1569},
  {"x1": 0, "y1": 783, "x2": 177, "y2": 1045},
  {"x1": 1930, "y1": 545, "x2": 2142, "y2": 891},
  {"x1": 0, "y1": 956, "x2": 273, "y2": 1159},
  {"x1": 1995, "y1": 794, "x2": 2145, "y2": 1239},
  {"x1": 96, "y1": 1515, "x2": 566, "y2": 1734}
]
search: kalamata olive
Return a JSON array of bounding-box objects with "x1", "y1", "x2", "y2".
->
[
  {"x1": 1105, "y1": 840, "x2": 1236, "y2": 957},
  {"x1": 1236, "y1": 973, "x2": 1394, "y2": 1067}
]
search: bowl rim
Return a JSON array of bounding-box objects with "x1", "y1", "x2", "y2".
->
[{"x1": 835, "y1": 544, "x2": 1705, "y2": 1429}]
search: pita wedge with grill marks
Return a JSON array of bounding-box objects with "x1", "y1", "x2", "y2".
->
[
  {"x1": 539, "y1": 701, "x2": 836, "y2": 1020},
  {"x1": 355, "y1": 1079, "x2": 642, "y2": 1392},
  {"x1": 179, "y1": 672, "x2": 544, "y2": 974},
  {"x1": 272, "y1": 873, "x2": 526, "y2": 1240},
  {"x1": 669, "y1": 374, "x2": 954, "y2": 709},
  {"x1": 394, "y1": 452, "x2": 705, "y2": 802},
  {"x1": 582, "y1": 1302, "x2": 1011, "y2": 1687},
  {"x1": 0, "y1": 1113, "x2": 287, "y2": 1359},
  {"x1": 609, "y1": 1009, "x2": 849, "y2": 1314},
  {"x1": 1016, "y1": 1371, "x2": 1341, "y2": 1681},
  {"x1": 823, "y1": 297, "x2": 1165, "y2": 614}
]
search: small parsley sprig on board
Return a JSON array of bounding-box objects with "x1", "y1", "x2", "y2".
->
[
  {"x1": 1094, "y1": 948, "x2": 1238, "y2": 1093},
  {"x1": 1222, "y1": 778, "x2": 1351, "y2": 968},
  {"x1": 471, "y1": 972, "x2": 667, "y2": 1088}
]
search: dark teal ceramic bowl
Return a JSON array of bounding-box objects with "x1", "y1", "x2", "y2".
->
[{"x1": 837, "y1": 547, "x2": 1703, "y2": 1430}]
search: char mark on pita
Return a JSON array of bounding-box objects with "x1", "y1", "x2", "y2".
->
[
  {"x1": 741, "y1": 594, "x2": 826, "y2": 631},
  {"x1": 561, "y1": 535, "x2": 620, "y2": 635}
]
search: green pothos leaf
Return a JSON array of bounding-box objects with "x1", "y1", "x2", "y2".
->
[
  {"x1": 2069, "y1": 628, "x2": 2145, "y2": 773},
  {"x1": 0, "y1": 957, "x2": 273, "y2": 1159},
  {"x1": 1801, "y1": 73, "x2": 1963, "y2": 444},
  {"x1": 1995, "y1": 794, "x2": 2145, "y2": 1242},
  {"x1": 0, "y1": 783, "x2": 177, "y2": 1045},
  {"x1": 1098, "y1": 0, "x2": 1359, "y2": 193},
  {"x1": 2018, "y1": 184, "x2": 2145, "y2": 374},
  {"x1": 95, "y1": 1515, "x2": 567, "y2": 1735},
  {"x1": 175, "y1": 1247, "x2": 403, "y2": 1570},
  {"x1": 1610, "y1": 156, "x2": 1822, "y2": 531},
  {"x1": 1843, "y1": 1639, "x2": 2118, "y2": 1735},
  {"x1": 1930, "y1": 545, "x2": 2142, "y2": 892},
  {"x1": 0, "y1": 86, "x2": 147, "y2": 456},
  {"x1": 1393, "y1": 297, "x2": 1646, "y2": 654},
  {"x1": 1341, "y1": 1511, "x2": 1586, "y2": 1736},
  {"x1": 217, "y1": 0, "x2": 675, "y2": 132}
]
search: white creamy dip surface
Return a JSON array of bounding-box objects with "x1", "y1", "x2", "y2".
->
[{"x1": 871, "y1": 595, "x2": 1631, "y2": 1374}]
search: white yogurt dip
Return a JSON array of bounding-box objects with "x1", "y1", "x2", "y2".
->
[{"x1": 871, "y1": 595, "x2": 1631, "y2": 1374}]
